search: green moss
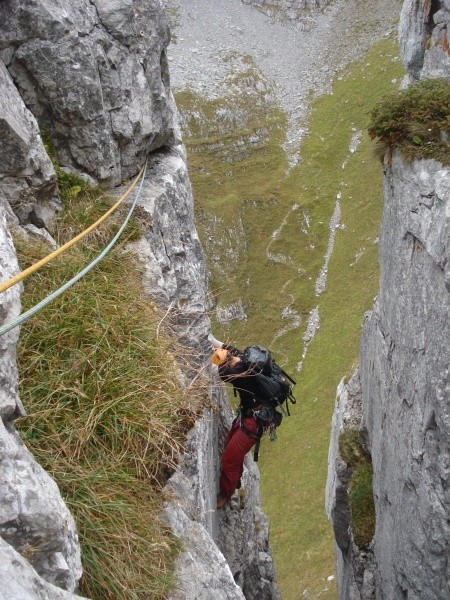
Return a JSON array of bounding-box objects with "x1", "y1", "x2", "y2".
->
[
  {"x1": 338, "y1": 428, "x2": 368, "y2": 468},
  {"x1": 368, "y1": 77, "x2": 450, "y2": 164},
  {"x1": 339, "y1": 428, "x2": 375, "y2": 548},
  {"x1": 348, "y1": 462, "x2": 376, "y2": 548}
]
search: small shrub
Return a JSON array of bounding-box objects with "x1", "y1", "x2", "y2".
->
[
  {"x1": 368, "y1": 77, "x2": 450, "y2": 164},
  {"x1": 348, "y1": 462, "x2": 376, "y2": 548}
]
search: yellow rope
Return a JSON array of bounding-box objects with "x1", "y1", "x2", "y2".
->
[{"x1": 0, "y1": 165, "x2": 145, "y2": 295}]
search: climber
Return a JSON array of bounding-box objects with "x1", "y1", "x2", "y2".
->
[{"x1": 211, "y1": 338, "x2": 276, "y2": 510}]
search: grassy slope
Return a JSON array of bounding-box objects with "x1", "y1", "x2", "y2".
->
[{"x1": 178, "y1": 39, "x2": 404, "y2": 598}]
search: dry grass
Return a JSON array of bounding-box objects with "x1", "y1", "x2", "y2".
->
[{"x1": 14, "y1": 173, "x2": 206, "y2": 599}]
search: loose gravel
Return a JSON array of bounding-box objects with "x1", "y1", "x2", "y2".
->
[{"x1": 164, "y1": 0, "x2": 403, "y2": 165}]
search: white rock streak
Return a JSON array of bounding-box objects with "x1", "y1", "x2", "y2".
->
[{"x1": 315, "y1": 197, "x2": 341, "y2": 296}]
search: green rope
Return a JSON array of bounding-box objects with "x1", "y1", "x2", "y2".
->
[{"x1": 0, "y1": 160, "x2": 148, "y2": 338}]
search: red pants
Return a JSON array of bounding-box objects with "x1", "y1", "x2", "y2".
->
[{"x1": 219, "y1": 417, "x2": 258, "y2": 498}]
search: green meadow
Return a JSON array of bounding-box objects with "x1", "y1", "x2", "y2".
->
[{"x1": 177, "y1": 38, "x2": 404, "y2": 598}]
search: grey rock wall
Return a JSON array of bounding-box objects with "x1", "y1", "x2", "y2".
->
[
  {"x1": 0, "y1": 199, "x2": 83, "y2": 598},
  {"x1": 0, "y1": 199, "x2": 23, "y2": 419},
  {"x1": 164, "y1": 400, "x2": 280, "y2": 600},
  {"x1": 327, "y1": 153, "x2": 450, "y2": 599},
  {"x1": 399, "y1": 0, "x2": 450, "y2": 82},
  {"x1": 359, "y1": 154, "x2": 449, "y2": 599},
  {"x1": 0, "y1": 0, "x2": 177, "y2": 186},
  {"x1": 0, "y1": 61, "x2": 59, "y2": 228},
  {"x1": 326, "y1": 375, "x2": 372, "y2": 600},
  {"x1": 0, "y1": 537, "x2": 87, "y2": 600},
  {"x1": 327, "y1": 2, "x2": 450, "y2": 597}
]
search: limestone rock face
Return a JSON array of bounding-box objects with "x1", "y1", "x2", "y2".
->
[
  {"x1": 0, "y1": 0, "x2": 177, "y2": 186},
  {"x1": 217, "y1": 460, "x2": 280, "y2": 599},
  {"x1": 164, "y1": 400, "x2": 246, "y2": 600},
  {"x1": 327, "y1": 2, "x2": 450, "y2": 598},
  {"x1": 327, "y1": 153, "x2": 450, "y2": 598},
  {"x1": 0, "y1": 198, "x2": 23, "y2": 420},
  {"x1": 0, "y1": 199, "x2": 83, "y2": 596},
  {"x1": 399, "y1": 0, "x2": 450, "y2": 81},
  {"x1": 128, "y1": 146, "x2": 209, "y2": 347},
  {"x1": 0, "y1": 537, "x2": 86, "y2": 600},
  {"x1": 0, "y1": 419, "x2": 83, "y2": 593},
  {"x1": 0, "y1": 61, "x2": 59, "y2": 228},
  {"x1": 165, "y1": 401, "x2": 280, "y2": 600},
  {"x1": 360, "y1": 155, "x2": 449, "y2": 599}
]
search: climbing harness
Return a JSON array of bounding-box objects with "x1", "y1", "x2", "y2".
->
[
  {"x1": 0, "y1": 164, "x2": 146, "y2": 295},
  {"x1": 0, "y1": 161, "x2": 147, "y2": 338},
  {"x1": 237, "y1": 404, "x2": 282, "y2": 462}
]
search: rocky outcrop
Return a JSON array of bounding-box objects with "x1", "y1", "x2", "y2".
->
[
  {"x1": 242, "y1": 0, "x2": 332, "y2": 20},
  {"x1": 0, "y1": 61, "x2": 59, "y2": 228},
  {"x1": 358, "y1": 155, "x2": 449, "y2": 599},
  {"x1": 0, "y1": 0, "x2": 177, "y2": 186},
  {"x1": 0, "y1": 537, "x2": 86, "y2": 600},
  {"x1": 164, "y1": 402, "x2": 280, "y2": 600},
  {"x1": 0, "y1": 198, "x2": 83, "y2": 598},
  {"x1": 327, "y1": 154, "x2": 450, "y2": 598},
  {"x1": 399, "y1": 0, "x2": 450, "y2": 82},
  {"x1": 327, "y1": 1, "x2": 450, "y2": 598}
]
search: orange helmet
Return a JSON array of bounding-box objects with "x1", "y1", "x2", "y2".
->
[{"x1": 212, "y1": 347, "x2": 229, "y2": 366}]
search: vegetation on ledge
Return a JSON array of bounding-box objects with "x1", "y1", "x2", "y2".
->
[
  {"x1": 369, "y1": 77, "x2": 450, "y2": 165},
  {"x1": 15, "y1": 169, "x2": 202, "y2": 599},
  {"x1": 339, "y1": 427, "x2": 376, "y2": 548}
]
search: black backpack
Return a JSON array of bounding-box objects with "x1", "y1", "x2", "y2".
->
[
  {"x1": 241, "y1": 345, "x2": 297, "y2": 462},
  {"x1": 242, "y1": 345, "x2": 297, "y2": 415}
]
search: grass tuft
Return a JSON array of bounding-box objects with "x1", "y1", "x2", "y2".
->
[
  {"x1": 15, "y1": 172, "x2": 205, "y2": 598},
  {"x1": 368, "y1": 77, "x2": 450, "y2": 164}
]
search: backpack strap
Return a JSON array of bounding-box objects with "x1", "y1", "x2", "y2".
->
[
  {"x1": 275, "y1": 398, "x2": 289, "y2": 417},
  {"x1": 253, "y1": 437, "x2": 261, "y2": 462},
  {"x1": 253, "y1": 419, "x2": 265, "y2": 462},
  {"x1": 238, "y1": 408, "x2": 265, "y2": 462}
]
